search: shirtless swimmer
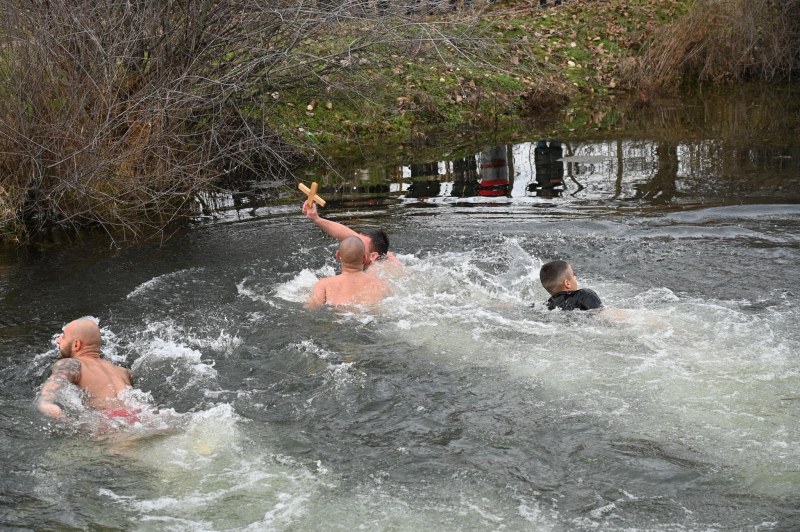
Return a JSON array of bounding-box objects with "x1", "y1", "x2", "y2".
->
[
  {"x1": 305, "y1": 237, "x2": 392, "y2": 309},
  {"x1": 38, "y1": 318, "x2": 135, "y2": 420}
]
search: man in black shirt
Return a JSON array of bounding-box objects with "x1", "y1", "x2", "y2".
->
[{"x1": 540, "y1": 260, "x2": 603, "y2": 311}]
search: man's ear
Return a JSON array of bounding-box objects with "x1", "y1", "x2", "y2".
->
[
  {"x1": 72, "y1": 339, "x2": 82, "y2": 352},
  {"x1": 335, "y1": 250, "x2": 342, "y2": 261},
  {"x1": 562, "y1": 278, "x2": 573, "y2": 291},
  {"x1": 366, "y1": 251, "x2": 379, "y2": 264}
]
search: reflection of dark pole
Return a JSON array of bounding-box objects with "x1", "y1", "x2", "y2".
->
[
  {"x1": 561, "y1": 142, "x2": 584, "y2": 195},
  {"x1": 410, "y1": 162, "x2": 437, "y2": 178},
  {"x1": 408, "y1": 160, "x2": 441, "y2": 198},
  {"x1": 655, "y1": 141, "x2": 679, "y2": 201},
  {"x1": 533, "y1": 140, "x2": 565, "y2": 197},
  {"x1": 635, "y1": 141, "x2": 679, "y2": 203},
  {"x1": 614, "y1": 139, "x2": 623, "y2": 198},
  {"x1": 453, "y1": 156, "x2": 478, "y2": 182},
  {"x1": 564, "y1": 141, "x2": 574, "y2": 182},
  {"x1": 506, "y1": 144, "x2": 515, "y2": 191},
  {"x1": 451, "y1": 156, "x2": 478, "y2": 197}
]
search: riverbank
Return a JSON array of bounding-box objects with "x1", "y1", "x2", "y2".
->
[
  {"x1": 6, "y1": 0, "x2": 798, "y2": 243},
  {"x1": 266, "y1": 0, "x2": 690, "y2": 158}
]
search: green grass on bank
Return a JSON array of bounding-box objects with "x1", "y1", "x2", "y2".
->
[{"x1": 264, "y1": 0, "x2": 690, "y2": 156}]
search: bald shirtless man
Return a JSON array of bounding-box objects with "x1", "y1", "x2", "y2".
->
[
  {"x1": 305, "y1": 237, "x2": 392, "y2": 309},
  {"x1": 38, "y1": 318, "x2": 135, "y2": 421},
  {"x1": 302, "y1": 201, "x2": 404, "y2": 277}
]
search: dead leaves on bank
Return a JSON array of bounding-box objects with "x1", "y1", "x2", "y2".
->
[
  {"x1": 281, "y1": 1, "x2": 689, "y2": 138},
  {"x1": 485, "y1": 0, "x2": 687, "y2": 93}
]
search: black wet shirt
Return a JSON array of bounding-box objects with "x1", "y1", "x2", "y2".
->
[{"x1": 546, "y1": 289, "x2": 603, "y2": 311}]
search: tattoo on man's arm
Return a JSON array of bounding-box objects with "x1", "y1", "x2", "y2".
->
[
  {"x1": 41, "y1": 359, "x2": 81, "y2": 399},
  {"x1": 52, "y1": 359, "x2": 81, "y2": 383},
  {"x1": 37, "y1": 360, "x2": 81, "y2": 417}
]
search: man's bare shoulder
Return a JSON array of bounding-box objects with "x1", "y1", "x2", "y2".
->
[
  {"x1": 104, "y1": 360, "x2": 133, "y2": 385},
  {"x1": 51, "y1": 358, "x2": 82, "y2": 382},
  {"x1": 316, "y1": 276, "x2": 338, "y2": 287}
]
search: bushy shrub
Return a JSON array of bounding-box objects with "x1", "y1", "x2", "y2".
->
[
  {"x1": 0, "y1": 0, "x2": 312, "y2": 242},
  {"x1": 635, "y1": 0, "x2": 800, "y2": 91}
]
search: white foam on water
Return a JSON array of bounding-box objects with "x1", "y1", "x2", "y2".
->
[
  {"x1": 323, "y1": 361, "x2": 366, "y2": 396},
  {"x1": 236, "y1": 276, "x2": 271, "y2": 304},
  {"x1": 519, "y1": 500, "x2": 559, "y2": 527},
  {"x1": 130, "y1": 313, "x2": 243, "y2": 358},
  {"x1": 99, "y1": 403, "x2": 327, "y2": 531},
  {"x1": 205, "y1": 329, "x2": 243, "y2": 354},
  {"x1": 180, "y1": 327, "x2": 243, "y2": 356},
  {"x1": 126, "y1": 268, "x2": 204, "y2": 299},
  {"x1": 132, "y1": 336, "x2": 217, "y2": 382},
  {"x1": 129, "y1": 322, "x2": 222, "y2": 400},
  {"x1": 380, "y1": 239, "x2": 800, "y2": 498},
  {"x1": 253, "y1": 491, "x2": 311, "y2": 529},
  {"x1": 266, "y1": 469, "x2": 559, "y2": 531},
  {"x1": 292, "y1": 339, "x2": 367, "y2": 394},
  {"x1": 98, "y1": 325, "x2": 128, "y2": 365},
  {"x1": 112, "y1": 324, "x2": 335, "y2": 529},
  {"x1": 271, "y1": 267, "x2": 333, "y2": 304},
  {"x1": 293, "y1": 338, "x2": 336, "y2": 360}
]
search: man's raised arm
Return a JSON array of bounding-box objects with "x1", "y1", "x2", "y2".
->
[{"x1": 302, "y1": 202, "x2": 359, "y2": 242}]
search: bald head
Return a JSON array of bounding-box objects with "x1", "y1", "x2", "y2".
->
[
  {"x1": 337, "y1": 236, "x2": 366, "y2": 270},
  {"x1": 58, "y1": 318, "x2": 101, "y2": 358},
  {"x1": 70, "y1": 318, "x2": 101, "y2": 343}
]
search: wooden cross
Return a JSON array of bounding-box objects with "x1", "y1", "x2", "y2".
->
[{"x1": 298, "y1": 182, "x2": 326, "y2": 208}]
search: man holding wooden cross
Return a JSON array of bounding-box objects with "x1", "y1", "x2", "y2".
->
[{"x1": 299, "y1": 182, "x2": 403, "y2": 277}]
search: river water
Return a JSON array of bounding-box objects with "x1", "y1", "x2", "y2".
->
[{"x1": 1, "y1": 88, "x2": 800, "y2": 530}]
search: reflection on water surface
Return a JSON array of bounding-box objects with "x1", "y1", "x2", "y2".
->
[
  {"x1": 274, "y1": 84, "x2": 800, "y2": 214},
  {"x1": 320, "y1": 135, "x2": 800, "y2": 207},
  {"x1": 215, "y1": 115, "x2": 800, "y2": 223}
]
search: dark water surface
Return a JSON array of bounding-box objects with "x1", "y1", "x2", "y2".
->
[{"x1": 2, "y1": 87, "x2": 800, "y2": 530}]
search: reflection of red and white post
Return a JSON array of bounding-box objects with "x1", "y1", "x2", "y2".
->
[{"x1": 478, "y1": 146, "x2": 510, "y2": 197}]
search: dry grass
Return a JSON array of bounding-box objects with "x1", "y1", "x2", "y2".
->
[{"x1": 636, "y1": 0, "x2": 800, "y2": 93}]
